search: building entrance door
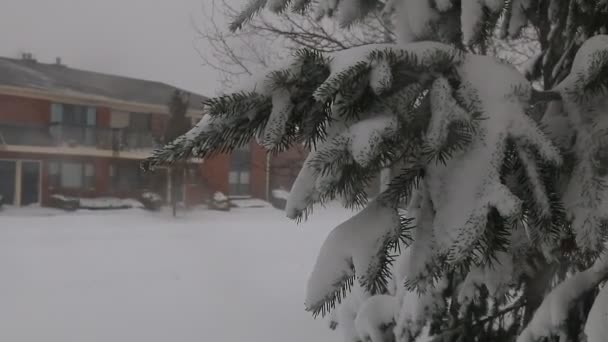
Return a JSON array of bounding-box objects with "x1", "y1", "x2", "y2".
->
[
  {"x1": 20, "y1": 161, "x2": 41, "y2": 206},
  {"x1": 0, "y1": 160, "x2": 16, "y2": 205}
]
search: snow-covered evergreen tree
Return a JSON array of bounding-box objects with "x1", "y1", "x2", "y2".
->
[{"x1": 144, "y1": 1, "x2": 608, "y2": 340}]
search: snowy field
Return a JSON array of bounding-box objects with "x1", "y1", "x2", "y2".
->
[{"x1": 0, "y1": 205, "x2": 354, "y2": 342}]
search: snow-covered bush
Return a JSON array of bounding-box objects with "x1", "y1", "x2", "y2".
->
[
  {"x1": 209, "y1": 191, "x2": 231, "y2": 211},
  {"x1": 140, "y1": 192, "x2": 163, "y2": 211},
  {"x1": 145, "y1": 1, "x2": 608, "y2": 341}
]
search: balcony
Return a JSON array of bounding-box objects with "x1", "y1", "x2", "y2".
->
[{"x1": 0, "y1": 123, "x2": 160, "y2": 156}]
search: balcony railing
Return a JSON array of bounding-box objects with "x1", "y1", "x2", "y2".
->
[{"x1": 0, "y1": 124, "x2": 160, "y2": 152}]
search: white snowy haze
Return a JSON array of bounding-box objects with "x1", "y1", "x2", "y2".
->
[{"x1": 0, "y1": 0, "x2": 249, "y2": 96}]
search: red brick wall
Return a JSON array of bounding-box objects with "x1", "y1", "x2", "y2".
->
[
  {"x1": 0, "y1": 94, "x2": 50, "y2": 125},
  {"x1": 95, "y1": 158, "x2": 109, "y2": 194},
  {"x1": 201, "y1": 153, "x2": 229, "y2": 196},
  {"x1": 250, "y1": 142, "x2": 268, "y2": 200},
  {"x1": 270, "y1": 144, "x2": 307, "y2": 191},
  {"x1": 96, "y1": 107, "x2": 111, "y2": 128},
  {"x1": 150, "y1": 113, "x2": 167, "y2": 139}
]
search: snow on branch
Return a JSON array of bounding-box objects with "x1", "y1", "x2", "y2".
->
[
  {"x1": 518, "y1": 250, "x2": 608, "y2": 342},
  {"x1": 557, "y1": 35, "x2": 608, "y2": 103},
  {"x1": 555, "y1": 35, "x2": 608, "y2": 253},
  {"x1": 422, "y1": 53, "x2": 561, "y2": 265},
  {"x1": 354, "y1": 294, "x2": 398, "y2": 342},
  {"x1": 585, "y1": 279, "x2": 608, "y2": 342},
  {"x1": 304, "y1": 200, "x2": 405, "y2": 317}
]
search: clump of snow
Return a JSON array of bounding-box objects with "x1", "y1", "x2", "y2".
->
[
  {"x1": 261, "y1": 88, "x2": 294, "y2": 148},
  {"x1": 556, "y1": 35, "x2": 608, "y2": 96},
  {"x1": 79, "y1": 197, "x2": 144, "y2": 209},
  {"x1": 393, "y1": 0, "x2": 416, "y2": 44},
  {"x1": 355, "y1": 294, "x2": 397, "y2": 342},
  {"x1": 508, "y1": 0, "x2": 532, "y2": 37},
  {"x1": 398, "y1": 0, "x2": 439, "y2": 40},
  {"x1": 320, "y1": 42, "x2": 458, "y2": 100},
  {"x1": 461, "y1": 0, "x2": 485, "y2": 44},
  {"x1": 516, "y1": 146, "x2": 552, "y2": 218},
  {"x1": 272, "y1": 188, "x2": 290, "y2": 200},
  {"x1": 50, "y1": 195, "x2": 144, "y2": 210},
  {"x1": 369, "y1": 59, "x2": 393, "y2": 95},
  {"x1": 348, "y1": 114, "x2": 397, "y2": 167},
  {"x1": 231, "y1": 198, "x2": 272, "y2": 208},
  {"x1": 461, "y1": 0, "x2": 504, "y2": 44},
  {"x1": 213, "y1": 192, "x2": 228, "y2": 202},
  {"x1": 484, "y1": 0, "x2": 504, "y2": 12},
  {"x1": 426, "y1": 77, "x2": 469, "y2": 149},
  {"x1": 337, "y1": 0, "x2": 364, "y2": 26},
  {"x1": 182, "y1": 114, "x2": 214, "y2": 143},
  {"x1": 304, "y1": 201, "x2": 400, "y2": 313},
  {"x1": 394, "y1": 276, "x2": 448, "y2": 342},
  {"x1": 141, "y1": 191, "x2": 162, "y2": 202},
  {"x1": 335, "y1": 284, "x2": 369, "y2": 342},
  {"x1": 555, "y1": 35, "x2": 608, "y2": 252},
  {"x1": 584, "y1": 283, "x2": 608, "y2": 342},
  {"x1": 50, "y1": 194, "x2": 69, "y2": 201},
  {"x1": 518, "y1": 250, "x2": 608, "y2": 342},
  {"x1": 435, "y1": 0, "x2": 454, "y2": 11},
  {"x1": 457, "y1": 251, "x2": 514, "y2": 310},
  {"x1": 285, "y1": 147, "x2": 328, "y2": 219},
  {"x1": 422, "y1": 53, "x2": 560, "y2": 263},
  {"x1": 397, "y1": 185, "x2": 437, "y2": 287}
]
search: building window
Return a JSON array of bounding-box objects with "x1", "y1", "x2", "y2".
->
[
  {"x1": 50, "y1": 103, "x2": 97, "y2": 146},
  {"x1": 48, "y1": 161, "x2": 60, "y2": 187},
  {"x1": 110, "y1": 163, "x2": 143, "y2": 192},
  {"x1": 48, "y1": 161, "x2": 95, "y2": 189},
  {"x1": 123, "y1": 113, "x2": 154, "y2": 149},
  {"x1": 229, "y1": 144, "x2": 251, "y2": 196},
  {"x1": 60, "y1": 162, "x2": 83, "y2": 188},
  {"x1": 129, "y1": 113, "x2": 151, "y2": 131}
]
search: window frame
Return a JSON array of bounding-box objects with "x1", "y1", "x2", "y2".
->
[{"x1": 48, "y1": 160, "x2": 95, "y2": 190}]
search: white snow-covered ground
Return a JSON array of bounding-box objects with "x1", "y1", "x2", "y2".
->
[{"x1": 0, "y1": 205, "x2": 354, "y2": 342}]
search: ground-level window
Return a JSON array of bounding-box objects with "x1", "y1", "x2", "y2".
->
[
  {"x1": 229, "y1": 170, "x2": 250, "y2": 196},
  {"x1": 110, "y1": 163, "x2": 143, "y2": 192},
  {"x1": 48, "y1": 161, "x2": 95, "y2": 190},
  {"x1": 229, "y1": 144, "x2": 251, "y2": 196}
]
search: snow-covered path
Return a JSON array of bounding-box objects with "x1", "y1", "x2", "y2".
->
[{"x1": 0, "y1": 206, "x2": 352, "y2": 342}]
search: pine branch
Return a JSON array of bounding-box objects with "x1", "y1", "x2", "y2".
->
[
  {"x1": 291, "y1": 0, "x2": 312, "y2": 13},
  {"x1": 429, "y1": 299, "x2": 527, "y2": 342},
  {"x1": 422, "y1": 107, "x2": 484, "y2": 165},
  {"x1": 530, "y1": 89, "x2": 562, "y2": 104},
  {"x1": 229, "y1": 0, "x2": 267, "y2": 32},
  {"x1": 378, "y1": 163, "x2": 424, "y2": 207},
  {"x1": 582, "y1": 50, "x2": 608, "y2": 98},
  {"x1": 309, "y1": 273, "x2": 356, "y2": 318},
  {"x1": 361, "y1": 215, "x2": 414, "y2": 295}
]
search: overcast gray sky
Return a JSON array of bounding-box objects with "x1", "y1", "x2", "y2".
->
[{"x1": 0, "y1": 0, "x2": 241, "y2": 97}]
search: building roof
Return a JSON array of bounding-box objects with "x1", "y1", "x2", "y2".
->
[{"x1": 0, "y1": 55, "x2": 207, "y2": 114}]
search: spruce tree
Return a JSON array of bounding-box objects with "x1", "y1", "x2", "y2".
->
[{"x1": 144, "y1": 1, "x2": 608, "y2": 341}]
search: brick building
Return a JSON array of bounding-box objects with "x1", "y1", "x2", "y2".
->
[{"x1": 0, "y1": 54, "x2": 278, "y2": 207}]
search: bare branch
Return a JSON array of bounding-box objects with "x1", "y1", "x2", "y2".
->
[{"x1": 193, "y1": 0, "x2": 393, "y2": 91}]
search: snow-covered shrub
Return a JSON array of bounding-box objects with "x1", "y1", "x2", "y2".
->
[
  {"x1": 140, "y1": 192, "x2": 163, "y2": 211},
  {"x1": 209, "y1": 191, "x2": 231, "y2": 211},
  {"x1": 49, "y1": 194, "x2": 80, "y2": 211}
]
